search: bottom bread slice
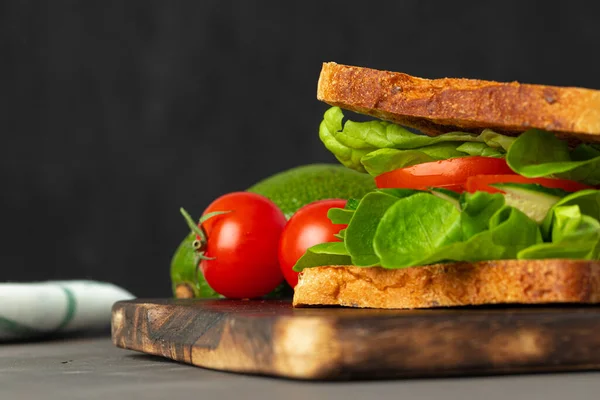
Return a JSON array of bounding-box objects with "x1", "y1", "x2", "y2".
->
[{"x1": 292, "y1": 260, "x2": 600, "y2": 309}]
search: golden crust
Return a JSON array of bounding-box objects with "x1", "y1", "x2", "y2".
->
[
  {"x1": 292, "y1": 260, "x2": 600, "y2": 309},
  {"x1": 317, "y1": 62, "x2": 600, "y2": 143}
]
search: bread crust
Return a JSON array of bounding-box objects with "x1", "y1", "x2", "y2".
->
[
  {"x1": 317, "y1": 62, "x2": 600, "y2": 143},
  {"x1": 292, "y1": 260, "x2": 600, "y2": 309}
]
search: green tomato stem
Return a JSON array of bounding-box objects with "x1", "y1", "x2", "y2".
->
[
  {"x1": 198, "y1": 210, "x2": 232, "y2": 223},
  {"x1": 195, "y1": 251, "x2": 215, "y2": 262},
  {"x1": 180, "y1": 207, "x2": 231, "y2": 263},
  {"x1": 180, "y1": 207, "x2": 207, "y2": 242}
]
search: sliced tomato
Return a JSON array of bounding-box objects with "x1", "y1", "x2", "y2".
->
[
  {"x1": 375, "y1": 157, "x2": 515, "y2": 192},
  {"x1": 465, "y1": 174, "x2": 595, "y2": 194}
]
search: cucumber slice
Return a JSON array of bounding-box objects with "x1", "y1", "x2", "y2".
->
[
  {"x1": 429, "y1": 187, "x2": 461, "y2": 210},
  {"x1": 490, "y1": 183, "x2": 570, "y2": 198},
  {"x1": 491, "y1": 183, "x2": 563, "y2": 223}
]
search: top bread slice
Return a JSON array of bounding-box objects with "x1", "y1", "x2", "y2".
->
[{"x1": 317, "y1": 62, "x2": 600, "y2": 144}]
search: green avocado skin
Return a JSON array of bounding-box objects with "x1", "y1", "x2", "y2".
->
[{"x1": 247, "y1": 163, "x2": 376, "y2": 219}]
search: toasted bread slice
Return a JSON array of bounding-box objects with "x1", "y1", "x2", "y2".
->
[
  {"x1": 292, "y1": 260, "x2": 600, "y2": 309},
  {"x1": 317, "y1": 62, "x2": 600, "y2": 143}
]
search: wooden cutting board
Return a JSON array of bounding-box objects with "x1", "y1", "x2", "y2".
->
[{"x1": 111, "y1": 299, "x2": 600, "y2": 380}]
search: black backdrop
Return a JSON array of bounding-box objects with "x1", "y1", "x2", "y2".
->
[{"x1": 3, "y1": 1, "x2": 600, "y2": 297}]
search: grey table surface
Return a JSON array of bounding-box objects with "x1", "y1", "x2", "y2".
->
[{"x1": 2, "y1": 335, "x2": 600, "y2": 400}]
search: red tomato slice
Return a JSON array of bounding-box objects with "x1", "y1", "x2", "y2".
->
[
  {"x1": 375, "y1": 157, "x2": 515, "y2": 192},
  {"x1": 465, "y1": 174, "x2": 595, "y2": 194}
]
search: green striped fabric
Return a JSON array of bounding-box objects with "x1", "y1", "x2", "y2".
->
[{"x1": 0, "y1": 281, "x2": 134, "y2": 341}]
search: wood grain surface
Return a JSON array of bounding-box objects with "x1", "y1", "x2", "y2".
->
[{"x1": 111, "y1": 299, "x2": 600, "y2": 380}]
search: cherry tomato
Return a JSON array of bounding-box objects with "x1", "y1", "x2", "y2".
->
[
  {"x1": 375, "y1": 157, "x2": 515, "y2": 192},
  {"x1": 465, "y1": 174, "x2": 595, "y2": 194},
  {"x1": 198, "y1": 192, "x2": 286, "y2": 299},
  {"x1": 278, "y1": 199, "x2": 347, "y2": 288}
]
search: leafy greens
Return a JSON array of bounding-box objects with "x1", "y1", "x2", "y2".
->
[
  {"x1": 507, "y1": 130, "x2": 600, "y2": 185},
  {"x1": 319, "y1": 107, "x2": 513, "y2": 175},
  {"x1": 320, "y1": 106, "x2": 600, "y2": 186},
  {"x1": 301, "y1": 107, "x2": 600, "y2": 272},
  {"x1": 293, "y1": 188, "x2": 600, "y2": 272}
]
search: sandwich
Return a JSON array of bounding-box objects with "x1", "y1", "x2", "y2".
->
[{"x1": 291, "y1": 62, "x2": 600, "y2": 309}]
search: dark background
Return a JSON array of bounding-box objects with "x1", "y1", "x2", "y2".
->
[{"x1": 3, "y1": 1, "x2": 600, "y2": 297}]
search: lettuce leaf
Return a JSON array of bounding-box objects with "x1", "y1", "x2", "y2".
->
[
  {"x1": 414, "y1": 206, "x2": 542, "y2": 267},
  {"x1": 518, "y1": 205, "x2": 600, "y2": 259},
  {"x1": 360, "y1": 145, "x2": 463, "y2": 176},
  {"x1": 459, "y1": 191, "x2": 506, "y2": 238},
  {"x1": 292, "y1": 242, "x2": 352, "y2": 272},
  {"x1": 373, "y1": 193, "x2": 464, "y2": 268},
  {"x1": 540, "y1": 189, "x2": 600, "y2": 238},
  {"x1": 327, "y1": 208, "x2": 354, "y2": 225},
  {"x1": 319, "y1": 107, "x2": 514, "y2": 174},
  {"x1": 506, "y1": 129, "x2": 600, "y2": 185},
  {"x1": 455, "y1": 142, "x2": 504, "y2": 157},
  {"x1": 345, "y1": 190, "x2": 417, "y2": 267}
]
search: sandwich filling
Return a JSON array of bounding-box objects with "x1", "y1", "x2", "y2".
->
[{"x1": 293, "y1": 107, "x2": 600, "y2": 272}]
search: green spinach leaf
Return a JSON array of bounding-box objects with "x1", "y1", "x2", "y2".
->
[
  {"x1": 540, "y1": 189, "x2": 600, "y2": 238},
  {"x1": 507, "y1": 129, "x2": 600, "y2": 185},
  {"x1": 459, "y1": 191, "x2": 506, "y2": 238},
  {"x1": 327, "y1": 208, "x2": 354, "y2": 225},
  {"x1": 518, "y1": 205, "x2": 600, "y2": 259},
  {"x1": 415, "y1": 206, "x2": 542, "y2": 267},
  {"x1": 292, "y1": 242, "x2": 352, "y2": 272},
  {"x1": 344, "y1": 191, "x2": 406, "y2": 266},
  {"x1": 373, "y1": 193, "x2": 463, "y2": 268}
]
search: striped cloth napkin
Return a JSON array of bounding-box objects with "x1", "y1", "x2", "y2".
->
[{"x1": 0, "y1": 280, "x2": 135, "y2": 341}]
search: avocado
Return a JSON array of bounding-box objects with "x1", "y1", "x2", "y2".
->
[{"x1": 247, "y1": 163, "x2": 376, "y2": 219}]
